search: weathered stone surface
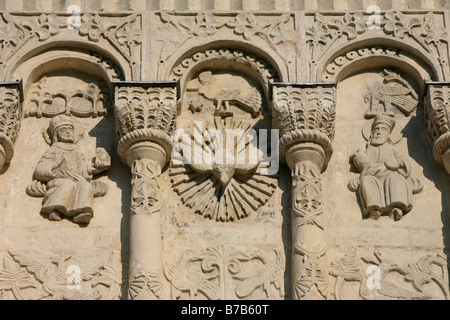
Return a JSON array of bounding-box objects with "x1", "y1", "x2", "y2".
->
[{"x1": 0, "y1": 3, "x2": 449, "y2": 301}]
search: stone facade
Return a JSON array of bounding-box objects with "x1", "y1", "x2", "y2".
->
[{"x1": 0, "y1": 0, "x2": 449, "y2": 300}]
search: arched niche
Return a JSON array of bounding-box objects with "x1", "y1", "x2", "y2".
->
[
  {"x1": 11, "y1": 48, "x2": 125, "y2": 119},
  {"x1": 317, "y1": 38, "x2": 440, "y2": 86}
]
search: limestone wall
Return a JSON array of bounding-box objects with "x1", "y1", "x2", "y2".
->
[{"x1": 0, "y1": 1, "x2": 449, "y2": 300}]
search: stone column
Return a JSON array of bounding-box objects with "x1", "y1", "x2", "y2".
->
[
  {"x1": 272, "y1": 83, "x2": 336, "y2": 300},
  {"x1": 0, "y1": 82, "x2": 22, "y2": 172},
  {"x1": 114, "y1": 82, "x2": 177, "y2": 299},
  {"x1": 425, "y1": 83, "x2": 450, "y2": 174}
]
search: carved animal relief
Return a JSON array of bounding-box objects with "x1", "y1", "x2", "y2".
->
[
  {"x1": 329, "y1": 249, "x2": 449, "y2": 300},
  {"x1": 165, "y1": 246, "x2": 285, "y2": 300},
  {"x1": 26, "y1": 116, "x2": 111, "y2": 224},
  {"x1": 0, "y1": 250, "x2": 122, "y2": 300},
  {"x1": 364, "y1": 69, "x2": 418, "y2": 119}
]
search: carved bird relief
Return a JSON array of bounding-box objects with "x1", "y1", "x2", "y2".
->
[{"x1": 186, "y1": 71, "x2": 262, "y2": 118}]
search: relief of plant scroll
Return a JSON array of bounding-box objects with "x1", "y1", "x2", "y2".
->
[
  {"x1": 307, "y1": 12, "x2": 448, "y2": 81},
  {"x1": 329, "y1": 249, "x2": 449, "y2": 300},
  {"x1": 164, "y1": 246, "x2": 285, "y2": 300},
  {"x1": 0, "y1": 250, "x2": 122, "y2": 300}
]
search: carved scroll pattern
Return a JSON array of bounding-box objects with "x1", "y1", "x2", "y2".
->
[
  {"x1": 329, "y1": 249, "x2": 449, "y2": 300},
  {"x1": 0, "y1": 250, "x2": 122, "y2": 300},
  {"x1": 307, "y1": 12, "x2": 449, "y2": 81},
  {"x1": 164, "y1": 246, "x2": 285, "y2": 300},
  {"x1": 128, "y1": 268, "x2": 163, "y2": 300},
  {"x1": 0, "y1": 13, "x2": 141, "y2": 78},
  {"x1": 131, "y1": 159, "x2": 162, "y2": 216},
  {"x1": 292, "y1": 161, "x2": 329, "y2": 300}
]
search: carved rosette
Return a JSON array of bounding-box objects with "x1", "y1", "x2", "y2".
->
[
  {"x1": 113, "y1": 82, "x2": 177, "y2": 300},
  {"x1": 272, "y1": 83, "x2": 336, "y2": 300},
  {"x1": 0, "y1": 83, "x2": 21, "y2": 172},
  {"x1": 425, "y1": 83, "x2": 450, "y2": 174}
]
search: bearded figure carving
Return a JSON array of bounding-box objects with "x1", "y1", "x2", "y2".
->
[{"x1": 349, "y1": 114, "x2": 422, "y2": 221}]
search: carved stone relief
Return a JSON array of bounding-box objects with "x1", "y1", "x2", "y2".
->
[
  {"x1": 348, "y1": 114, "x2": 422, "y2": 221},
  {"x1": 363, "y1": 69, "x2": 418, "y2": 119},
  {"x1": 184, "y1": 71, "x2": 262, "y2": 118},
  {"x1": 26, "y1": 115, "x2": 111, "y2": 224},
  {"x1": 164, "y1": 246, "x2": 285, "y2": 300},
  {"x1": 329, "y1": 249, "x2": 448, "y2": 300},
  {"x1": 424, "y1": 84, "x2": 450, "y2": 174},
  {"x1": 171, "y1": 117, "x2": 277, "y2": 222},
  {"x1": 0, "y1": 83, "x2": 21, "y2": 172},
  {"x1": 24, "y1": 75, "x2": 110, "y2": 118},
  {"x1": 155, "y1": 12, "x2": 297, "y2": 81},
  {"x1": 307, "y1": 11, "x2": 449, "y2": 82},
  {"x1": 0, "y1": 249, "x2": 122, "y2": 300},
  {"x1": 0, "y1": 13, "x2": 141, "y2": 79}
]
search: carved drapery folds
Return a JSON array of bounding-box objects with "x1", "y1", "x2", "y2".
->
[
  {"x1": 425, "y1": 83, "x2": 450, "y2": 174},
  {"x1": 114, "y1": 82, "x2": 177, "y2": 299},
  {"x1": 272, "y1": 83, "x2": 336, "y2": 300},
  {"x1": 0, "y1": 82, "x2": 21, "y2": 172}
]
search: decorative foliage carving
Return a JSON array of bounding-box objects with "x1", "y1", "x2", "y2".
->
[
  {"x1": 0, "y1": 249, "x2": 122, "y2": 300},
  {"x1": 0, "y1": 84, "x2": 21, "y2": 171},
  {"x1": 0, "y1": 13, "x2": 141, "y2": 78},
  {"x1": 170, "y1": 117, "x2": 277, "y2": 222},
  {"x1": 128, "y1": 268, "x2": 163, "y2": 300},
  {"x1": 348, "y1": 115, "x2": 422, "y2": 220},
  {"x1": 424, "y1": 84, "x2": 450, "y2": 173},
  {"x1": 24, "y1": 76, "x2": 110, "y2": 118},
  {"x1": 364, "y1": 69, "x2": 418, "y2": 119},
  {"x1": 164, "y1": 246, "x2": 285, "y2": 300},
  {"x1": 170, "y1": 48, "x2": 278, "y2": 87},
  {"x1": 26, "y1": 116, "x2": 111, "y2": 224},
  {"x1": 329, "y1": 249, "x2": 449, "y2": 300},
  {"x1": 114, "y1": 84, "x2": 177, "y2": 163},
  {"x1": 272, "y1": 85, "x2": 336, "y2": 166},
  {"x1": 307, "y1": 12, "x2": 449, "y2": 81},
  {"x1": 157, "y1": 12, "x2": 294, "y2": 74},
  {"x1": 291, "y1": 161, "x2": 330, "y2": 300},
  {"x1": 131, "y1": 159, "x2": 162, "y2": 216}
]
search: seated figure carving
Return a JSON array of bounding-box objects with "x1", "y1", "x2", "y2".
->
[
  {"x1": 348, "y1": 114, "x2": 422, "y2": 221},
  {"x1": 28, "y1": 115, "x2": 111, "y2": 224}
]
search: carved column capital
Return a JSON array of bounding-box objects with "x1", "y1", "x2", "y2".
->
[
  {"x1": 424, "y1": 83, "x2": 450, "y2": 174},
  {"x1": 113, "y1": 82, "x2": 178, "y2": 300},
  {"x1": 113, "y1": 82, "x2": 178, "y2": 167},
  {"x1": 0, "y1": 82, "x2": 22, "y2": 172},
  {"x1": 272, "y1": 83, "x2": 336, "y2": 300},
  {"x1": 272, "y1": 83, "x2": 336, "y2": 172}
]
